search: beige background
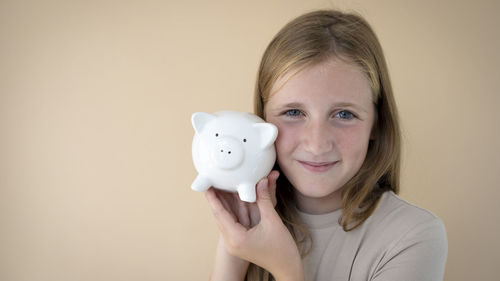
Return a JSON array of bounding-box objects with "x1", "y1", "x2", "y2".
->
[{"x1": 1, "y1": 0, "x2": 499, "y2": 280}]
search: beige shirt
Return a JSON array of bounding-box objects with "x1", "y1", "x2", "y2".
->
[{"x1": 298, "y1": 191, "x2": 447, "y2": 281}]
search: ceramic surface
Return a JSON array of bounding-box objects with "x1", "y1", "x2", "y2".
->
[{"x1": 191, "y1": 111, "x2": 277, "y2": 202}]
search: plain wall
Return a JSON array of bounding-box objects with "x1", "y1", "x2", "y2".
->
[{"x1": 1, "y1": 0, "x2": 499, "y2": 280}]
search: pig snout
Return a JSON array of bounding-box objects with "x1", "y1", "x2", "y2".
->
[{"x1": 210, "y1": 136, "x2": 244, "y2": 169}]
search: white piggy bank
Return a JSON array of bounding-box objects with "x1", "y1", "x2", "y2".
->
[{"x1": 191, "y1": 111, "x2": 277, "y2": 202}]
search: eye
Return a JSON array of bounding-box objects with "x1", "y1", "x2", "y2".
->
[
  {"x1": 284, "y1": 109, "x2": 303, "y2": 117},
  {"x1": 335, "y1": 110, "x2": 355, "y2": 120},
  {"x1": 215, "y1": 133, "x2": 219, "y2": 137},
  {"x1": 243, "y1": 138, "x2": 247, "y2": 142}
]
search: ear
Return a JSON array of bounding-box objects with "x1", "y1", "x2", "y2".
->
[
  {"x1": 191, "y1": 112, "x2": 215, "y2": 134},
  {"x1": 253, "y1": 123, "x2": 278, "y2": 149}
]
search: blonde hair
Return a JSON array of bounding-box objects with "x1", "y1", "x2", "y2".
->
[{"x1": 249, "y1": 9, "x2": 401, "y2": 281}]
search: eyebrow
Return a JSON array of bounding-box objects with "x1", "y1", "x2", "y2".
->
[
  {"x1": 333, "y1": 102, "x2": 369, "y2": 113},
  {"x1": 280, "y1": 102, "x2": 305, "y2": 109}
]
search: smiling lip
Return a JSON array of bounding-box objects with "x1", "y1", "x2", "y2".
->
[{"x1": 298, "y1": 160, "x2": 338, "y2": 173}]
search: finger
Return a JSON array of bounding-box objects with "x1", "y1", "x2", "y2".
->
[
  {"x1": 206, "y1": 189, "x2": 236, "y2": 226},
  {"x1": 216, "y1": 190, "x2": 238, "y2": 221},
  {"x1": 249, "y1": 203, "x2": 261, "y2": 227},
  {"x1": 268, "y1": 170, "x2": 280, "y2": 207},
  {"x1": 235, "y1": 193, "x2": 251, "y2": 228},
  {"x1": 256, "y1": 178, "x2": 277, "y2": 219},
  {"x1": 205, "y1": 188, "x2": 248, "y2": 236}
]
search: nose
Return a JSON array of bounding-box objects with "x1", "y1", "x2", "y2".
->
[
  {"x1": 212, "y1": 136, "x2": 244, "y2": 169},
  {"x1": 303, "y1": 119, "x2": 334, "y2": 156}
]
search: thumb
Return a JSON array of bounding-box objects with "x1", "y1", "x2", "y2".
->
[{"x1": 256, "y1": 178, "x2": 276, "y2": 218}]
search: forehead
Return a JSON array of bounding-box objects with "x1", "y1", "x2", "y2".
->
[{"x1": 267, "y1": 58, "x2": 373, "y2": 107}]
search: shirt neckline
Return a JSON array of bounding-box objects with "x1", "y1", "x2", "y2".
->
[{"x1": 296, "y1": 207, "x2": 343, "y2": 229}]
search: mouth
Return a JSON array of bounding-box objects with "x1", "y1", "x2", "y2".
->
[{"x1": 298, "y1": 160, "x2": 338, "y2": 173}]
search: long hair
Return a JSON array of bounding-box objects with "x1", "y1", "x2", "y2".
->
[{"x1": 250, "y1": 10, "x2": 401, "y2": 280}]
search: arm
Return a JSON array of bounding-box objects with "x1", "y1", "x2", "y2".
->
[
  {"x1": 206, "y1": 171, "x2": 305, "y2": 281},
  {"x1": 209, "y1": 236, "x2": 249, "y2": 281},
  {"x1": 371, "y1": 218, "x2": 448, "y2": 281}
]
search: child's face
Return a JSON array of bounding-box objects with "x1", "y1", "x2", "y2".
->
[{"x1": 264, "y1": 58, "x2": 376, "y2": 214}]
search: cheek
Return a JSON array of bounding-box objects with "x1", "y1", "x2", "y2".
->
[
  {"x1": 273, "y1": 122, "x2": 300, "y2": 156},
  {"x1": 335, "y1": 125, "x2": 372, "y2": 158}
]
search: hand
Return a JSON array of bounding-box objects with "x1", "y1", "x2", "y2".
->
[
  {"x1": 206, "y1": 171, "x2": 279, "y2": 281},
  {"x1": 207, "y1": 171, "x2": 278, "y2": 230},
  {"x1": 206, "y1": 171, "x2": 304, "y2": 281}
]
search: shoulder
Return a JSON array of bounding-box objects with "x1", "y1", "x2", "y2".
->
[
  {"x1": 367, "y1": 191, "x2": 447, "y2": 243},
  {"x1": 362, "y1": 191, "x2": 448, "y2": 279},
  {"x1": 380, "y1": 192, "x2": 444, "y2": 226}
]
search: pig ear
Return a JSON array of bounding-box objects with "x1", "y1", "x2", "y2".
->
[
  {"x1": 191, "y1": 112, "x2": 215, "y2": 134},
  {"x1": 253, "y1": 123, "x2": 278, "y2": 149}
]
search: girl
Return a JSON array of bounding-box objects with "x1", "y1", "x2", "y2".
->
[{"x1": 205, "y1": 10, "x2": 447, "y2": 281}]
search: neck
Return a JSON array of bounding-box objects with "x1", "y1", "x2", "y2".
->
[{"x1": 294, "y1": 188, "x2": 343, "y2": 214}]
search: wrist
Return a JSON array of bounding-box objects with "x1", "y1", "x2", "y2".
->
[
  {"x1": 210, "y1": 236, "x2": 249, "y2": 281},
  {"x1": 271, "y1": 255, "x2": 304, "y2": 281}
]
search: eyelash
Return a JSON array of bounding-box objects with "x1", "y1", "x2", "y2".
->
[
  {"x1": 282, "y1": 109, "x2": 356, "y2": 120},
  {"x1": 336, "y1": 110, "x2": 355, "y2": 120},
  {"x1": 284, "y1": 109, "x2": 303, "y2": 117}
]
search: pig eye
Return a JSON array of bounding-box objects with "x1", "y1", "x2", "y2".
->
[
  {"x1": 215, "y1": 133, "x2": 219, "y2": 137},
  {"x1": 243, "y1": 138, "x2": 247, "y2": 142}
]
